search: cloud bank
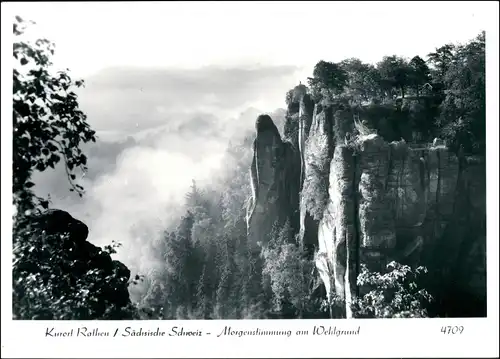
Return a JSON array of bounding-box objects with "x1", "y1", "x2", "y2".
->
[{"x1": 33, "y1": 65, "x2": 293, "y2": 273}]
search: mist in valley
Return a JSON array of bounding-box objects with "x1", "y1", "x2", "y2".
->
[{"x1": 32, "y1": 65, "x2": 293, "y2": 277}]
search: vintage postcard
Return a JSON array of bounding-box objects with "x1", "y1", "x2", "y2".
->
[{"x1": 1, "y1": 1, "x2": 498, "y2": 358}]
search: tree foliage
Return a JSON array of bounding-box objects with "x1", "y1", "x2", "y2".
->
[
  {"x1": 13, "y1": 216, "x2": 137, "y2": 320},
  {"x1": 437, "y1": 32, "x2": 485, "y2": 153},
  {"x1": 308, "y1": 60, "x2": 348, "y2": 102},
  {"x1": 13, "y1": 16, "x2": 96, "y2": 214},
  {"x1": 291, "y1": 31, "x2": 485, "y2": 153},
  {"x1": 408, "y1": 55, "x2": 431, "y2": 97},
  {"x1": 376, "y1": 55, "x2": 413, "y2": 98},
  {"x1": 262, "y1": 221, "x2": 315, "y2": 317},
  {"x1": 340, "y1": 58, "x2": 381, "y2": 104},
  {"x1": 427, "y1": 44, "x2": 457, "y2": 83},
  {"x1": 352, "y1": 262, "x2": 433, "y2": 318}
]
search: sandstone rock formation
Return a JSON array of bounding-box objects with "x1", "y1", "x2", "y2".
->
[
  {"x1": 247, "y1": 91, "x2": 486, "y2": 318},
  {"x1": 246, "y1": 115, "x2": 301, "y2": 247}
]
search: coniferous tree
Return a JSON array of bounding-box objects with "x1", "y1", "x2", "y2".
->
[{"x1": 215, "y1": 242, "x2": 238, "y2": 318}]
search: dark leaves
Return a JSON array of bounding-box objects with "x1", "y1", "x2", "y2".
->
[
  {"x1": 13, "y1": 17, "x2": 96, "y2": 209},
  {"x1": 13, "y1": 214, "x2": 137, "y2": 320},
  {"x1": 25, "y1": 181, "x2": 35, "y2": 188},
  {"x1": 46, "y1": 142, "x2": 58, "y2": 152},
  {"x1": 35, "y1": 162, "x2": 45, "y2": 172},
  {"x1": 15, "y1": 102, "x2": 30, "y2": 118},
  {"x1": 49, "y1": 153, "x2": 60, "y2": 164}
]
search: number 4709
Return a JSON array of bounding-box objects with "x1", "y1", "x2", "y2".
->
[{"x1": 441, "y1": 326, "x2": 464, "y2": 334}]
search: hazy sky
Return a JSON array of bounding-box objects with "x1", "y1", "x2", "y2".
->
[{"x1": 6, "y1": 2, "x2": 493, "y2": 80}]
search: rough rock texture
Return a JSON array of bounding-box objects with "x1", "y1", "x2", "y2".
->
[
  {"x1": 307, "y1": 121, "x2": 486, "y2": 317},
  {"x1": 13, "y1": 209, "x2": 133, "y2": 319},
  {"x1": 358, "y1": 134, "x2": 396, "y2": 250},
  {"x1": 316, "y1": 145, "x2": 357, "y2": 318},
  {"x1": 296, "y1": 94, "x2": 317, "y2": 256},
  {"x1": 246, "y1": 115, "x2": 301, "y2": 247},
  {"x1": 247, "y1": 91, "x2": 486, "y2": 318},
  {"x1": 300, "y1": 105, "x2": 335, "y2": 219},
  {"x1": 284, "y1": 84, "x2": 307, "y2": 149},
  {"x1": 298, "y1": 93, "x2": 315, "y2": 186}
]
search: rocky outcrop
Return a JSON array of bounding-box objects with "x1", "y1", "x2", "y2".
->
[
  {"x1": 307, "y1": 115, "x2": 486, "y2": 317},
  {"x1": 298, "y1": 94, "x2": 317, "y2": 255},
  {"x1": 316, "y1": 144, "x2": 358, "y2": 318},
  {"x1": 246, "y1": 115, "x2": 301, "y2": 247},
  {"x1": 246, "y1": 91, "x2": 486, "y2": 318},
  {"x1": 13, "y1": 209, "x2": 133, "y2": 320},
  {"x1": 298, "y1": 93, "x2": 315, "y2": 185}
]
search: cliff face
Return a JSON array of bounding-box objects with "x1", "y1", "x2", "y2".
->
[
  {"x1": 246, "y1": 90, "x2": 486, "y2": 318},
  {"x1": 246, "y1": 115, "x2": 301, "y2": 247}
]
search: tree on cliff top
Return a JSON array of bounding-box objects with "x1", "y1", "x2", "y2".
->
[
  {"x1": 427, "y1": 44, "x2": 457, "y2": 83},
  {"x1": 308, "y1": 60, "x2": 348, "y2": 102},
  {"x1": 339, "y1": 58, "x2": 381, "y2": 105},
  {"x1": 376, "y1": 56, "x2": 412, "y2": 99},
  {"x1": 408, "y1": 55, "x2": 431, "y2": 98},
  {"x1": 438, "y1": 31, "x2": 485, "y2": 154},
  {"x1": 13, "y1": 16, "x2": 96, "y2": 214}
]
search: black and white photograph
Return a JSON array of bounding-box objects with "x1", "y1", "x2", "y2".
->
[{"x1": 1, "y1": 1, "x2": 499, "y2": 357}]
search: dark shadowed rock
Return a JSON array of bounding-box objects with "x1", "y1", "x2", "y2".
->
[
  {"x1": 255, "y1": 114, "x2": 280, "y2": 136},
  {"x1": 247, "y1": 115, "x2": 301, "y2": 247},
  {"x1": 34, "y1": 209, "x2": 89, "y2": 244},
  {"x1": 13, "y1": 209, "x2": 134, "y2": 320}
]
